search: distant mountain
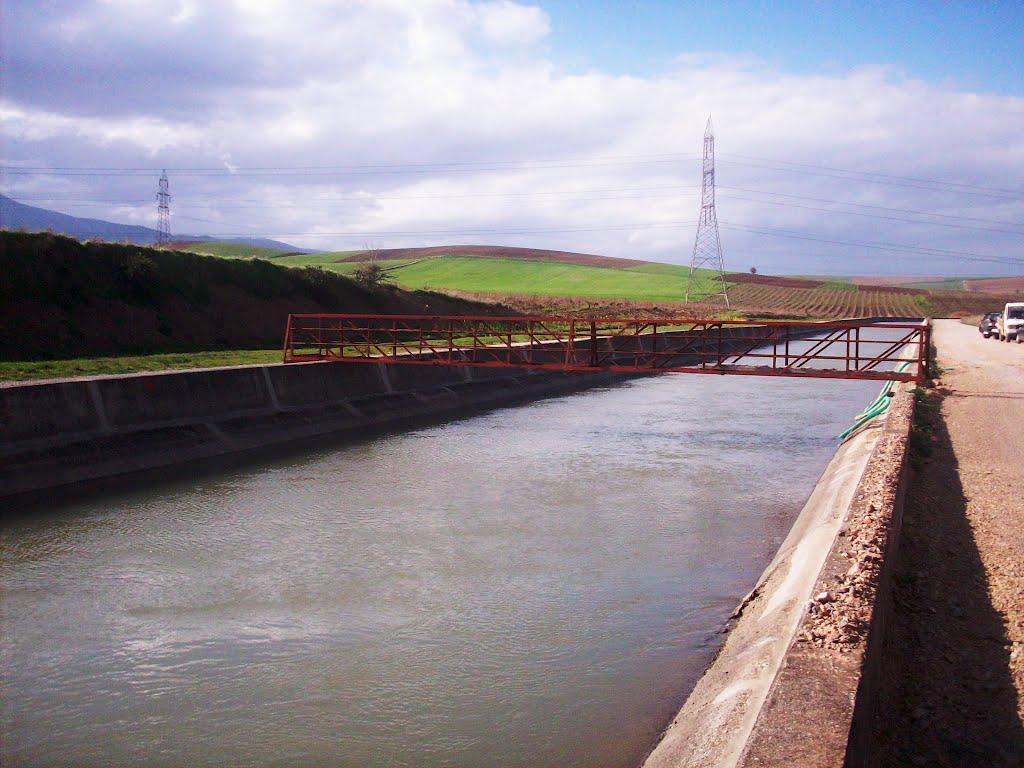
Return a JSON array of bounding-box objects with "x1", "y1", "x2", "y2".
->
[{"x1": 0, "y1": 194, "x2": 305, "y2": 252}]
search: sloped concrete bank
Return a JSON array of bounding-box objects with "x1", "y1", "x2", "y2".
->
[
  {"x1": 0, "y1": 361, "x2": 621, "y2": 503},
  {"x1": 642, "y1": 371, "x2": 916, "y2": 767},
  {"x1": 1, "y1": 322, "x2": 834, "y2": 504}
]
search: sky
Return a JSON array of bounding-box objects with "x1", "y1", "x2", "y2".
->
[{"x1": 1, "y1": 0, "x2": 1022, "y2": 276}]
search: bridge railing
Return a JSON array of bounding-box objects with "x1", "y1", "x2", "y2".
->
[{"x1": 282, "y1": 314, "x2": 930, "y2": 382}]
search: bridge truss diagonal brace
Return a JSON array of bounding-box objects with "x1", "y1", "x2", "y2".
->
[{"x1": 282, "y1": 314, "x2": 931, "y2": 384}]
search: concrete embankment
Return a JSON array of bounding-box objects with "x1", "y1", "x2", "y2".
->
[
  {"x1": 642, "y1": 358, "x2": 917, "y2": 767},
  {"x1": 0, "y1": 361, "x2": 619, "y2": 503},
  {"x1": 1, "y1": 323, "x2": 819, "y2": 503}
]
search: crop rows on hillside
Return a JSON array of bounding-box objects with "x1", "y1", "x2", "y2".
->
[
  {"x1": 963, "y1": 276, "x2": 1024, "y2": 294},
  {"x1": 726, "y1": 284, "x2": 926, "y2": 318}
]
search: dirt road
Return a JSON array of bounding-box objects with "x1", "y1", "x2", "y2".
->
[{"x1": 873, "y1": 319, "x2": 1024, "y2": 766}]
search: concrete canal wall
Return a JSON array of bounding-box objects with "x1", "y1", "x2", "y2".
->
[
  {"x1": 1, "y1": 322, "x2": 830, "y2": 502},
  {"x1": 0, "y1": 361, "x2": 616, "y2": 502},
  {"x1": 642, "y1": 362, "x2": 917, "y2": 768}
]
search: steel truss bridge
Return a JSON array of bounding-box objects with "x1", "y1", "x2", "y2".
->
[{"x1": 283, "y1": 314, "x2": 931, "y2": 383}]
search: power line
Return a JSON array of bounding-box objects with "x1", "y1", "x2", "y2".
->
[
  {"x1": 127, "y1": 219, "x2": 1024, "y2": 265},
  {"x1": 720, "y1": 185, "x2": 1024, "y2": 229},
  {"x1": 4, "y1": 188, "x2": 698, "y2": 211},
  {"x1": 3, "y1": 152, "x2": 1020, "y2": 200},
  {"x1": 20, "y1": 218, "x2": 1022, "y2": 268},
  {"x1": 11, "y1": 183, "x2": 1021, "y2": 235},
  {"x1": 721, "y1": 152, "x2": 1023, "y2": 196},
  {"x1": 4, "y1": 184, "x2": 693, "y2": 205},
  {"x1": 0, "y1": 151, "x2": 697, "y2": 172},
  {"x1": 7, "y1": 150, "x2": 1021, "y2": 195},
  {"x1": 175, "y1": 213, "x2": 263, "y2": 231},
  {"x1": 0, "y1": 155, "x2": 701, "y2": 178},
  {"x1": 9, "y1": 179, "x2": 1020, "y2": 224},
  {"x1": 718, "y1": 192, "x2": 1024, "y2": 236},
  {"x1": 720, "y1": 157, "x2": 1022, "y2": 201},
  {"x1": 717, "y1": 222, "x2": 1024, "y2": 268}
]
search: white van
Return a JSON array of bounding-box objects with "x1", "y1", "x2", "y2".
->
[{"x1": 997, "y1": 302, "x2": 1024, "y2": 342}]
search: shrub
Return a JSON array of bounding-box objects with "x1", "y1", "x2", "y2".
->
[{"x1": 353, "y1": 262, "x2": 389, "y2": 288}]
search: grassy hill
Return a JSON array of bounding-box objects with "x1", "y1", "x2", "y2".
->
[
  {"x1": 359, "y1": 257, "x2": 718, "y2": 303},
  {"x1": 265, "y1": 248, "x2": 722, "y2": 303},
  {"x1": 341, "y1": 244, "x2": 651, "y2": 268},
  {"x1": 375, "y1": 258, "x2": 709, "y2": 301}
]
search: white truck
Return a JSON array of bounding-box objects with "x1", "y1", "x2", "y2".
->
[{"x1": 997, "y1": 301, "x2": 1024, "y2": 342}]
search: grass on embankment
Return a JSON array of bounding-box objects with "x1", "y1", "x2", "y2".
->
[{"x1": 0, "y1": 349, "x2": 284, "y2": 382}]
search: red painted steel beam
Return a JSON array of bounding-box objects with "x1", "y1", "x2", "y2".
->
[
  {"x1": 281, "y1": 313, "x2": 929, "y2": 382},
  {"x1": 284, "y1": 312, "x2": 925, "y2": 330},
  {"x1": 282, "y1": 354, "x2": 917, "y2": 381}
]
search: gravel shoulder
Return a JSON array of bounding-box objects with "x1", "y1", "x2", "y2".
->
[{"x1": 872, "y1": 319, "x2": 1024, "y2": 766}]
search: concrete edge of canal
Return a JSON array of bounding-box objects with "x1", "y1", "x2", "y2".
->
[
  {"x1": 641, "y1": 369, "x2": 916, "y2": 768},
  {"x1": 2, "y1": 320, "x2": 861, "y2": 504},
  {"x1": 0, "y1": 360, "x2": 625, "y2": 504}
]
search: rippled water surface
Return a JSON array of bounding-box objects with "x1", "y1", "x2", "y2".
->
[{"x1": 1, "y1": 373, "x2": 880, "y2": 767}]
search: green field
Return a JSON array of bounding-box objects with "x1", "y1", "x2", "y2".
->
[
  {"x1": 273, "y1": 250, "x2": 363, "y2": 267},
  {"x1": 900, "y1": 278, "x2": 967, "y2": 290},
  {"x1": 271, "y1": 252, "x2": 721, "y2": 303},
  {"x1": 0, "y1": 349, "x2": 283, "y2": 382},
  {"x1": 800, "y1": 275, "x2": 975, "y2": 291},
  {"x1": 182, "y1": 241, "x2": 302, "y2": 259}
]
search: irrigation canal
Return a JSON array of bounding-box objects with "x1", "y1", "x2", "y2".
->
[{"x1": 2, "y1": 370, "x2": 886, "y2": 767}]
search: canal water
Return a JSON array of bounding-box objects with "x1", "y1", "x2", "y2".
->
[{"x1": 1, "y1": 372, "x2": 882, "y2": 768}]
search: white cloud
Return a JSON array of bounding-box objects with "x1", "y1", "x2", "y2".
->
[
  {"x1": 0, "y1": 104, "x2": 206, "y2": 154},
  {"x1": 2, "y1": 0, "x2": 1022, "y2": 275},
  {"x1": 171, "y1": 1, "x2": 197, "y2": 24},
  {"x1": 473, "y1": 1, "x2": 549, "y2": 45}
]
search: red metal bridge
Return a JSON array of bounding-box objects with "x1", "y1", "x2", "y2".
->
[{"x1": 283, "y1": 314, "x2": 931, "y2": 383}]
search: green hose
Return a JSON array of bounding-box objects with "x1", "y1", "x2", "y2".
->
[{"x1": 838, "y1": 361, "x2": 911, "y2": 440}]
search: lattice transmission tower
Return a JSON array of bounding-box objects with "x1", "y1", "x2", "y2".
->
[
  {"x1": 156, "y1": 170, "x2": 171, "y2": 246},
  {"x1": 684, "y1": 117, "x2": 730, "y2": 307}
]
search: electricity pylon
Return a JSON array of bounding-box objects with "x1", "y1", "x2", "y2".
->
[
  {"x1": 156, "y1": 170, "x2": 171, "y2": 246},
  {"x1": 684, "y1": 117, "x2": 730, "y2": 307}
]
